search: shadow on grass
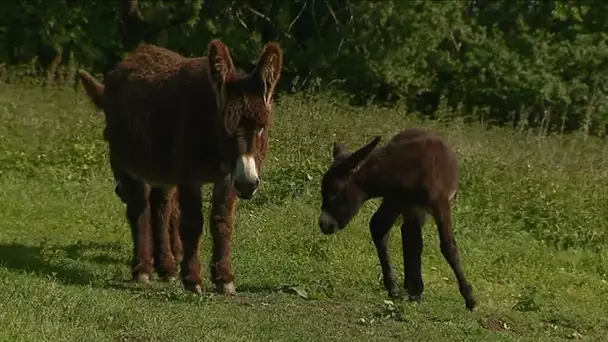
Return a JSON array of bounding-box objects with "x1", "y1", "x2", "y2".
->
[
  {"x1": 101, "y1": 279, "x2": 303, "y2": 305},
  {"x1": 0, "y1": 242, "x2": 306, "y2": 301},
  {"x1": 0, "y1": 240, "x2": 128, "y2": 286},
  {"x1": 102, "y1": 280, "x2": 312, "y2": 306},
  {"x1": 237, "y1": 283, "x2": 286, "y2": 294},
  {"x1": 102, "y1": 278, "x2": 289, "y2": 295},
  {"x1": 0, "y1": 242, "x2": 96, "y2": 286},
  {"x1": 63, "y1": 240, "x2": 126, "y2": 266}
]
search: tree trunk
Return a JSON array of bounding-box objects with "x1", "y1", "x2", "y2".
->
[{"x1": 43, "y1": 48, "x2": 63, "y2": 87}]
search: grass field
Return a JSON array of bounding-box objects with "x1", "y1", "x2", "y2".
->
[{"x1": 0, "y1": 83, "x2": 607, "y2": 341}]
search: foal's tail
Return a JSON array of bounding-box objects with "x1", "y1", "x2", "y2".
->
[{"x1": 78, "y1": 69, "x2": 105, "y2": 111}]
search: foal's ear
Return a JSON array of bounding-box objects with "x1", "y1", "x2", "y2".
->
[
  {"x1": 208, "y1": 39, "x2": 236, "y2": 94},
  {"x1": 253, "y1": 42, "x2": 283, "y2": 107},
  {"x1": 335, "y1": 136, "x2": 381, "y2": 175},
  {"x1": 332, "y1": 142, "x2": 349, "y2": 161}
]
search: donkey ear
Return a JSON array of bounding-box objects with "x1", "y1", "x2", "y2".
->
[
  {"x1": 208, "y1": 39, "x2": 236, "y2": 93},
  {"x1": 253, "y1": 42, "x2": 283, "y2": 107},
  {"x1": 334, "y1": 136, "x2": 381, "y2": 175}
]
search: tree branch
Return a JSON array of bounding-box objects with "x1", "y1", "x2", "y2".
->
[
  {"x1": 324, "y1": 0, "x2": 344, "y2": 51},
  {"x1": 287, "y1": 1, "x2": 307, "y2": 34},
  {"x1": 243, "y1": 4, "x2": 297, "y2": 41},
  {"x1": 161, "y1": 5, "x2": 197, "y2": 30}
]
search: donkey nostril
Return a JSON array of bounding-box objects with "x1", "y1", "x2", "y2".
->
[{"x1": 234, "y1": 177, "x2": 260, "y2": 199}]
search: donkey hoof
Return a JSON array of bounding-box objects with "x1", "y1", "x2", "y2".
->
[
  {"x1": 157, "y1": 269, "x2": 179, "y2": 281},
  {"x1": 134, "y1": 273, "x2": 151, "y2": 284},
  {"x1": 162, "y1": 275, "x2": 178, "y2": 282},
  {"x1": 185, "y1": 284, "x2": 203, "y2": 295},
  {"x1": 216, "y1": 281, "x2": 236, "y2": 296}
]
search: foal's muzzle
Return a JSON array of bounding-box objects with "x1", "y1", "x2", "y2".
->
[
  {"x1": 114, "y1": 179, "x2": 128, "y2": 203},
  {"x1": 319, "y1": 211, "x2": 339, "y2": 235}
]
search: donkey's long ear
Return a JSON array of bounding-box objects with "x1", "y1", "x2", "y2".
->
[
  {"x1": 334, "y1": 136, "x2": 382, "y2": 175},
  {"x1": 253, "y1": 42, "x2": 283, "y2": 107},
  {"x1": 208, "y1": 39, "x2": 236, "y2": 94}
]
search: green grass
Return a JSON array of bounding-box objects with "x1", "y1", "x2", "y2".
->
[{"x1": 1, "y1": 83, "x2": 607, "y2": 342}]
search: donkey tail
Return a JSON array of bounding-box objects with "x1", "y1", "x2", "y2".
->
[{"x1": 78, "y1": 69, "x2": 105, "y2": 110}]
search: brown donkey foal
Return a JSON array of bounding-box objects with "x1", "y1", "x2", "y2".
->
[
  {"x1": 79, "y1": 39, "x2": 282, "y2": 295},
  {"x1": 318, "y1": 128, "x2": 477, "y2": 310}
]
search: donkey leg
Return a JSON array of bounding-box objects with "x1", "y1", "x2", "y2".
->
[
  {"x1": 168, "y1": 188, "x2": 183, "y2": 264},
  {"x1": 149, "y1": 186, "x2": 178, "y2": 281},
  {"x1": 370, "y1": 200, "x2": 401, "y2": 298},
  {"x1": 209, "y1": 177, "x2": 238, "y2": 295},
  {"x1": 401, "y1": 209, "x2": 427, "y2": 303},
  {"x1": 121, "y1": 176, "x2": 153, "y2": 283},
  {"x1": 177, "y1": 184, "x2": 204, "y2": 294},
  {"x1": 431, "y1": 199, "x2": 477, "y2": 311}
]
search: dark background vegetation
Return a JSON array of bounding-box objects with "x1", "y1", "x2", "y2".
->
[{"x1": 1, "y1": 0, "x2": 608, "y2": 135}]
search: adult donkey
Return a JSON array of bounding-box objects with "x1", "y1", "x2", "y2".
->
[{"x1": 78, "y1": 39, "x2": 282, "y2": 295}]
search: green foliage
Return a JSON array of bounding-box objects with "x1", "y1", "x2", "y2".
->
[{"x1": 1, "y1": 1, "x2": 608, "y2": 131}]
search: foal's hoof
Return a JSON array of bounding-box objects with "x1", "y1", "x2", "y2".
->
[
  {"x1": 408, "y1": 294, "x2": 423, "y2": 303},
  {"x1": 185, "y1": 284, "x2": 203, "y2": 295},
  {"x1": 465, "y1": 296, "x2": 478, "y2": 311},
  {"x1": 133, "y1": 273, "x2": 151, "y2": 284},
  {"x1": 216, "y1": 282, "x2": 237, "y2": 296},
  {"x1": 388, "y1": 288, "x2": 401, "y2": 298}
]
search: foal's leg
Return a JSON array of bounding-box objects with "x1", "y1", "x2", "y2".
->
[
  {"x1": 209, "y1": 176, "x2": 238, "y2": 295},
  {"x1": 149, "y1": 186, "x2": 178, "y2": 281},
  {"x1": 177, "y1": 184, "x2": 204, "y2": 294},
  {"x1": 370, "y1": 200, "x2": 401, "y2": 298},
  {"x1": 119, "y1": 175, "x2": 153, "y2": 283},
  {"x1": 430, "y1": 198, "x2": 477, "y2": 310},
  {"x1": 401, "y1": 208, "x2": 427, "y2": 303}
]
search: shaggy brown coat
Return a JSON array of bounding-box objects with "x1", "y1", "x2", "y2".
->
[
  {"x1": 114, "y1": 178, "x2": 182, "y2": 281},
  {"x1": 79, "y1": 39, "x2": 282, "y2": 295},
  {"x1": 318, "y1": 128, "x2": 477, "y2": 311}
]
